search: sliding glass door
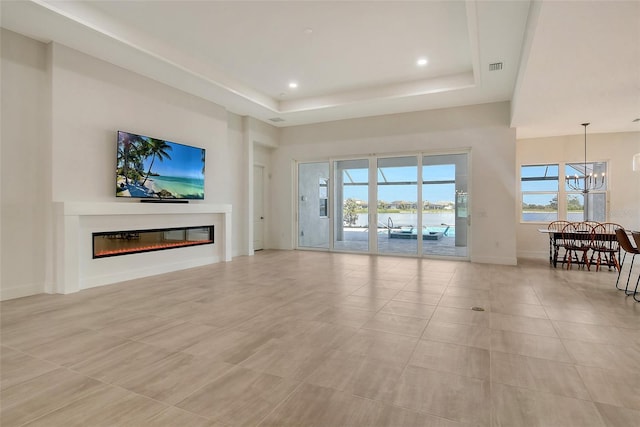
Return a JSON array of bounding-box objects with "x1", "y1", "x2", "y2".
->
[
  {"x1": 296, "y1": 152, "x2": 469, "y2": 259},
  {"x1": 333, "y1": 159, "x2": 370, "y2": 252},
  {"x1": 377, "y1": 156, "x2": 418, "y2": 255},
  {"x1": 422, "y1": 154, "x2": 468, "y2": 258}
]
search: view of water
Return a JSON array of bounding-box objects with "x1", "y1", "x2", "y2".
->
[
  {"x1": 352, "y1": 211, "x2": 586, "y2": 230},
  {"x1": 149, "y1": 176, "x2": 205, "y2": 198},
  {"x1": 522, "y1": 212, "x2": 584, "y2": 222}
]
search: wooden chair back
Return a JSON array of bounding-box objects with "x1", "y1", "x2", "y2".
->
[
  {"x1": 591, "y1": 222, "x2": 622, "y2": 251},
  {"x1": 560, "y1": 222, "x2": 591, "y2": 250},
  {"x1": 548, "y1": 220, "x2": 570, "y2": 233}
]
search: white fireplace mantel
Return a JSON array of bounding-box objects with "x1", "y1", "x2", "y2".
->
[{"x1": 54, "y1": 202, "x2": 232, "y2": 294}]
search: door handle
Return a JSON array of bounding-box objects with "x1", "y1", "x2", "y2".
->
[{"x1": 260, "y1": 217, "x2": 264, "y2": 220}]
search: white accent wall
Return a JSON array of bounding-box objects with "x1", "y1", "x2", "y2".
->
[
  {"x1": 273, "y1": 102, "x2": 519, "y2": 265},
  {"x1": 48, "y1": 41, "x2": 230, "y2": 204},
  {"x1": 227, "y1": 112, "x2": 247, "y2": 256},
  {"x1": 516, "y1": 131, "x2": 640, "y2": 259},
  {"x1": 1, "y1": 30, "x2": 258, "y2": 299}
]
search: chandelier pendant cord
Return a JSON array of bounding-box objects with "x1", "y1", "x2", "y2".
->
[{"x1": 564, "y1": 123, "x2": 606, "y2": 221}]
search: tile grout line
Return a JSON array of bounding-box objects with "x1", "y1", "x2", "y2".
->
[{"x1": 250, "y1": 377, "x2": 306, "y2": 427}]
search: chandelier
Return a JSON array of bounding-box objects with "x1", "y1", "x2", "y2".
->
[{"x1": 565, "y1": 123, "x2": 605, "y2": 192}]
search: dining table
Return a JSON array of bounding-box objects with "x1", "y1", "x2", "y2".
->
[{"x1": 538, "y1": 228, "x2": 618, "y2": 268}]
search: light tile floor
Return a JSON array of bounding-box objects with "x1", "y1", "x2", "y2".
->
[{"x1": 1, "y1": 250, "x2": 640, "y2": 426}]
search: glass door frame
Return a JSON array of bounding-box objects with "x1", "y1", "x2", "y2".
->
[
  {"x1": 332, "y1": 155, "x2": 375, "y2": 254},
  {"x1": 375, "y1": 154, "x2": 422, "y2": 257},
  {"x1": 294, "y1": 149, "x2": 471, "y2": 261},
  {"x1": 422, "y1": 151, "x2": 470, "y2": 260}
]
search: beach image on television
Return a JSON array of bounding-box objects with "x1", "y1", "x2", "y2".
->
[{"x1": 117, "y1": 131, "x2": 205, "y2": 199}]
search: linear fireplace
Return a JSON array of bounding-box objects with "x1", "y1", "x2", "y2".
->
[
  {"x1": 93, "y1": 225, "x2": 214, "y2": 258},
  {"x1": 54, "y1": 202, "x2": 231, "y2": 294}
]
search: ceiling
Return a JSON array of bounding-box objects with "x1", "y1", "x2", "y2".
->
[{"x1": 1, "y1": 0, "x2": 638, "y2": 138}]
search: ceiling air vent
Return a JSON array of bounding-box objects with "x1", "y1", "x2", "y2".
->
[
  {"x1": 489, "y1": 62, "x2": 503, "y2": 71},
  {"x1": 269, "y1": 117, "x2": 285, "y2": 123}
]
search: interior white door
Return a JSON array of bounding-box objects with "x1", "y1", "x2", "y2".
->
[{"x1": 253, "y1": 165, "x2": 265, "y2": 251}]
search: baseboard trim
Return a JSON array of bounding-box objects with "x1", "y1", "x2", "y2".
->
[
  {"x1": 471, "y1": 255, "x2": 518, "y2": 266},
  {"x1": 517, "y1": 250, "x2": 548, "y2": 260},
  {"x1": 0, "y1": 283, "x2": 44, "y2": 301}
]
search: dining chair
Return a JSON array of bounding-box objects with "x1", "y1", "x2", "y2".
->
[
  {"x1": 583, "y1": 221, "x2": 601, "y2": 229},
  {"x1": 590, "y1": 222, "x2": 622, "y2": 272},
  {"x1": 614, "y1": 228, "x2": 640, "y2": 294},
  {"x1": 561, "y1": 222, "x2": 592, "y2": 270},
  {"x1": 548, "y1": 220, "x2": 570, "y2": 267}
]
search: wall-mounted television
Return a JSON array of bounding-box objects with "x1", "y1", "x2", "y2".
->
[{"x1": 116, "y1": 130, "x2": 205, "y2": 200}]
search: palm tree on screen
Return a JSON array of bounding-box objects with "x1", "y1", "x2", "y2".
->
[
  {"x1": 141, "y1": 138, "x2": 172, "y2": 186},
  {"x1": 118, "y1": 132, "x2": 145, "y2": 185}
]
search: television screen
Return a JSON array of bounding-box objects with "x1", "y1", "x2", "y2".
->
[{"x1": 116, "y1": 131, "x2": 205, "y2": 199}]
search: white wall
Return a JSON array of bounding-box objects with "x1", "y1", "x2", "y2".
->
[
  {"x1": 49, "y1": 42, "x2": 231, "y2": 204},
  {"x1": 1, "y1": 31, "x2": 250, "y2": 299},
  {"x1": 47, "y1": 43, "x2": 237, "y2": 290},
  {"x1": 248, "y1": 116, "x2": 279, "y2": 149},
  {"x1": 273, "y1": 102, "x2": 518, "y2": 265},
  {"x1": 1, "y1": 30, "x2": 50, "y2": 299},
  {"x1": 227, "y1": 112, "x2": 247, "y2": 256},
  {"x1": 516, "y1": 131, "x2": 640, "y2": 259},
  {"x1": 225, "y1": 115, "x2": 278, "y2": 255}
]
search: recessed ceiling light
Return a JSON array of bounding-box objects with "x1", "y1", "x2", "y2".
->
[
  {"x1": 288, "y1": 82, "x2": 298, "y2": 89},
  {"x1": 417, "y1": 58, "x2": 428, "y2": 66}
]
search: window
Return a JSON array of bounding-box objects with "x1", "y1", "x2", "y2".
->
[
  {"x1": 521, "y1": 162, "x2": 608, "y2": 222},
  {"x1": 521, "y1": 164, "x2": 559, "y2": 222},
  {"x1": 565, "y1": 162, "x2": 607, "y2": 222}
]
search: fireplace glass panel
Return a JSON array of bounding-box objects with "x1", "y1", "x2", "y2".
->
[{"x1": 93, "y1": 226, "x2": 214, "y2": 258}]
